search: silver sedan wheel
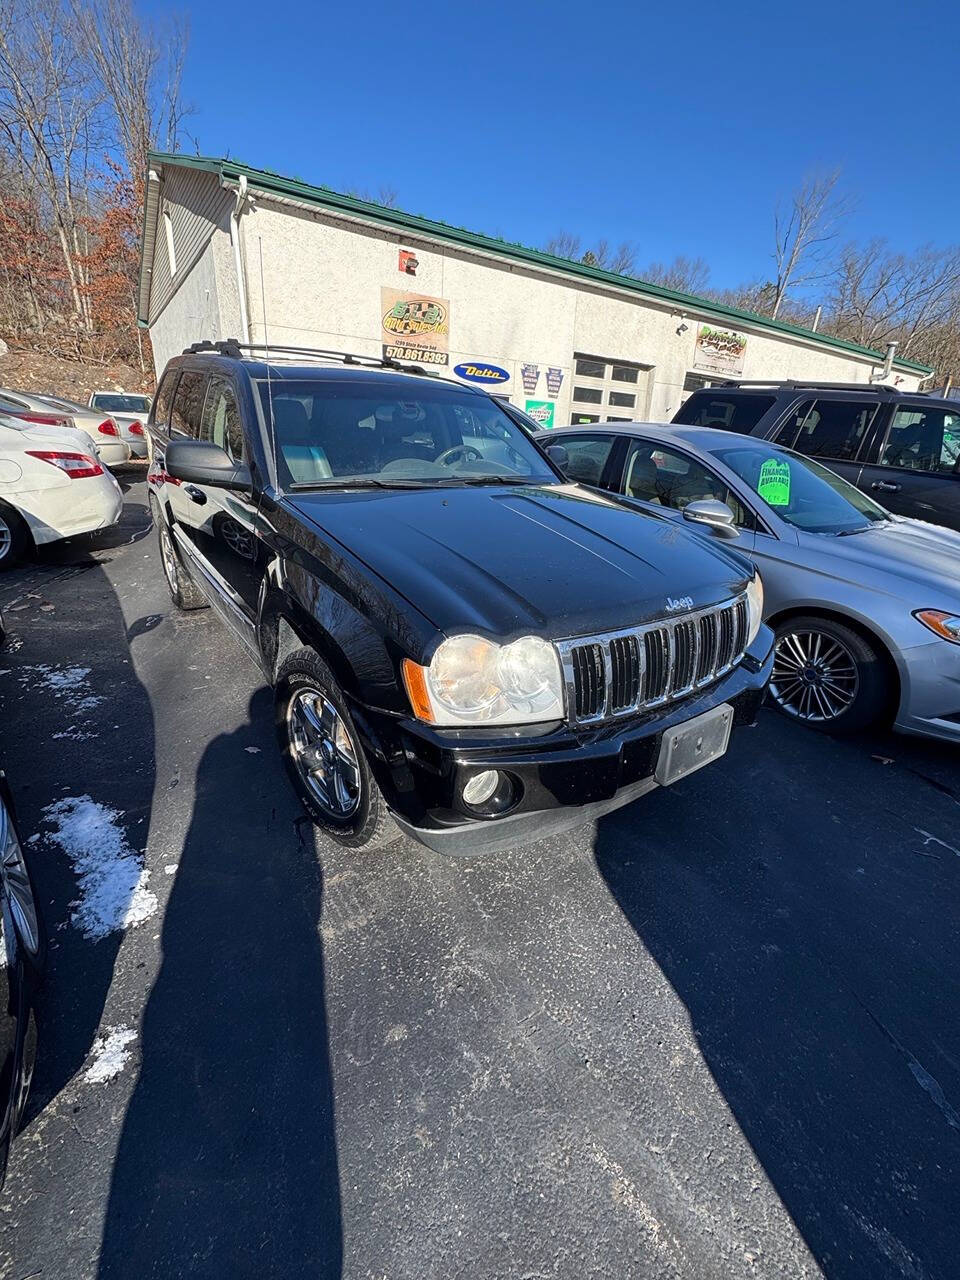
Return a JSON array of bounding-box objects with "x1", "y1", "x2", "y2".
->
[
  {"x1": 158, "y1": 520, "x2": 179, "y2": 593},
  {"x1": 0, "y1": 513, "x2": 12, "y2": 563},
  {"x1": 770, "y1": 628, "x2": 860, "y2": 722},
  {"x1": 287, "y1": 688, "x2": 361, "y2": 819}
]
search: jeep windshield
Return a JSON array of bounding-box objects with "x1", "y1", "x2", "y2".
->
[
  {"x1": 255, "y1": 378, "x2": 559, "y2": 490},
  {"x1": 712, "y1": 442, "x2": 891, "y2": 535}
]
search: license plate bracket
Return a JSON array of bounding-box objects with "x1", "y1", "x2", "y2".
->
[{"x1": 654, "y1": 702, "x2": 733, "y2": 787}]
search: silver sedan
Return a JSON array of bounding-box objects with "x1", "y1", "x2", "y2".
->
[{"x1": 538, "y1": 422, "x2": 960, "y2": 743}]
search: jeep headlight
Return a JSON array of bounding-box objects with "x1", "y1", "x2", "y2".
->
[
  {"x1": 745, "y1": 571, "x2": 764, "y2": 645},
  {"x1": 403, "y1": 634, "x2": 565, "y2": 725}
]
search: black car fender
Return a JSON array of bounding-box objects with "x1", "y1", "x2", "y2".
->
[{"x1": 257, "y1": 558, "x2": 417, "y2": 717}]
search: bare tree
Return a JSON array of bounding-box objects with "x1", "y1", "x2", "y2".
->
[
  {"x1": 71, "y1": 0, "x2": 190, "y2": 178},
  {"x1": 344, "y1": 184, "x2": 399, "y2": 208},
  {"x1": 771, "y1": 170, "x2": 849, "y2": 319},
  {"x1": 545, "y1": 232, "x2": 635, "y2": 275},
  {"x1": 641, "y1": 255, "x2": 711, "y2": 295},
  {"x1": 827, "y1": 239, "x2": 960, "y2": 362},
  {"x1": 0, "y1": 0, "x2": 104, "y2": 328},
  {"x1": 544, "y1": 230, "x2": 582, "y2": 261}
]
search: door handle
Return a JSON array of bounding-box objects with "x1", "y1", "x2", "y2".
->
[
  {"x1": 184, "y1": 484, "x2": 207, "y2": 505},
  {"x1": 871, "y1": 480, "x2": 900, "y2": 493}
]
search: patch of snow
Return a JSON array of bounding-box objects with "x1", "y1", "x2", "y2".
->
[
  {"x1": 244, "y1": 746, "x2": 261, "y2": 754},
  {"x1": 85, "y1": 1026, "x2": 138, "y2": 1084},
  {"x1": 164, "y1": 864, "x2": 178, "y2": 875},
  {"x1": 17, "y1": 663, "x2": 103, "y2": 715},
  {"x1": 41, "y1": 796, "x2": 158, "y2": 940},
  {"x1": 53, "y1": 725, "x2": 95, "y2": 742}
]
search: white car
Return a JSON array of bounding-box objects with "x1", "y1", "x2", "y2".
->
[
  {"x1": 37, "y1": 394, "x2": 142, "y2": 464},
  {"x1": 88, "y1": 391, "x2": 152, "y2": 460},
  {"x1": 0, "y1": 388, "x2": 132, "y2": 468},
  {"x1": 0, "y1": 414, "x2": 123, "y2": 569}
]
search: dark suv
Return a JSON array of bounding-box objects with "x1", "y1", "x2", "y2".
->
[
  {"x1": 674, "y1": 381, "x2": 960, "y2": 531},
  {"x1": 147, "y1": 341, "x2": 772, "y2": 854}
]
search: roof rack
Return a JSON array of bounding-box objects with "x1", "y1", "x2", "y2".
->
[
  {"x1": 181, "y1": 339, "x2": 444, "y2": 379},
  {"x1": 711, "y1": 378, "x2": 908, "y2": 394}
]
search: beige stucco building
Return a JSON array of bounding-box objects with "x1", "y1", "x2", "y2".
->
[{"x1": 137, "y1": 153, "x2": 930, "y2": 423}]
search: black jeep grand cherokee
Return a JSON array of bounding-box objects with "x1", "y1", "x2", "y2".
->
[{"x1": 147, "y1": 343, "x2": 773, "y2": 854}]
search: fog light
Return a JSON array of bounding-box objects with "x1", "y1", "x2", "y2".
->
[{"x1": 462, "y1": 770, "x2": 499, "y2": 807}]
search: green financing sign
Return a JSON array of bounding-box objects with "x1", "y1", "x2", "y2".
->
[{"x1": 757, "y1": 457, "x2": 791, "y2": 506}]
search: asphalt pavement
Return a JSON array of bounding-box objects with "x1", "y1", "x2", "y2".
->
[{"x1": 1, "y1": 478, "x2": 958, "y2": 1280}]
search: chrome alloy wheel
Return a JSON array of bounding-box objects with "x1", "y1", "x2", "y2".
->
[
  {"x1": 770, "y1": 629, "x2": 860, "y2": 723},
  {"x1": 158, "y1": 520, "x2": 179, "y2": 592},
  {"x1": 0, "y1": 513, "x2": 12, "y2": 563},
  {"x1": 287, "y1": 688, "x2": 361, "y2": 819}
]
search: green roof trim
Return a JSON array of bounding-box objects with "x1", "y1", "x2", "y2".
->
[{"x1": 145, "y1": 151, "x2": 933, "y2": 375}]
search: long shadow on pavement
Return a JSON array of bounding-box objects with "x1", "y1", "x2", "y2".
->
[
  {"x1": 594, "y1": 710, "x2": 960, "y2": 1280},
  {"x1": 1, "y1": 554, "x2": 156, "y2": 1125},
  {"x1": 97, "y1": 688, "x2": 343, "y2": 1280}
]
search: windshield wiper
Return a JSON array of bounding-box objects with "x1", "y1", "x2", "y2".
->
[
  {"x1": 440, "y1": 475, "x2": 543, "y2": 486},
  {"x1": 288, "y1": 477, "x2": 433, "y2": 491}
]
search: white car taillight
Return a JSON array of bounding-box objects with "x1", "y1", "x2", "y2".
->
[
  {"x1": 128, "y1": 421, "x2": 144, "y2": 436},
  {"x1": 10, "y1": 410, "x2": 72, "y2": 428},
  {"x1": 98, "y1": 418, "x2": 120, "y2": 436},
  {"x1": 24, "y1": 450, "x2": 104, "y2": 479}
]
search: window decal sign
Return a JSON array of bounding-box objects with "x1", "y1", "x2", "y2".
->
[
  {"x1": 525, "y1": 400, "x2": 555, "y2": 428},
  {"x1": 546, "y1": 367, "x2": 564, "y2": 397},
  {"x1": 454, "y1": 361, "x2": 510, "y2": 385},
  {"x1": 693, "y1": 323, "x2": 748, "y2": 377},
  {"x1": 757, "y1": 457, "x2": 791, "y2": 506},
  {"x1": 521, "y1": 363, "x2": 540, "y2": 395},
  {"x1": 381, "y1": 288, "x2": 450, "y2": 365}
]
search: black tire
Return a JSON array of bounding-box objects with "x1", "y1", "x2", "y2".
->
[
  {"x1": 275, "y1": 647, "x2": 397, "y2": 850},
  {"x1": 0, "y1": 504, "x2": 31, "y2": 572},
  {"x1": 769, "y1": 614, "x2": 889, "y2": 734},
  {"x1": 153, "y1": 504, "x2": 208, "y2": 611}
]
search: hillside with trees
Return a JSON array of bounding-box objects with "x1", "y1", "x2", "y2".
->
[{"x1": 0, "y1": 0, "x2": 187, "y2": 389}]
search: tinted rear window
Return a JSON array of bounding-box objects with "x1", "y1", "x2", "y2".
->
[
  {"x1": 674, "y1": 392, "x2": 775, "y2": 432},
  {"x1": 151, "y1": 370, "x2": 178, "y2": 428}
]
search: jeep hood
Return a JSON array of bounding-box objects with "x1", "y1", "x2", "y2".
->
[{"x1": 289, "y1": 482, "x2": 752, "y2": 639}]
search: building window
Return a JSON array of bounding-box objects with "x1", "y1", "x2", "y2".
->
[
  {"x1": 571, "y1": 353, "x2": 650, "y2": 422},
  {"x1": 163, "y1": 209, "x2": 177, "y2": 276},
  {"x1": 572, "y1": 385, "x2": 603, "y2": 404}
]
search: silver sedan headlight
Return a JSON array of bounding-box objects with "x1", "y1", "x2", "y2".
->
[
  {"x1": 915, "y1": 610, "x2": 960, "y2": 645},
  {"x1": 403, "y1": 634, "x2": 565, "y2": 726},
  {"x1": 745, "y1": 571, "x2": 764, "y2": 645}
]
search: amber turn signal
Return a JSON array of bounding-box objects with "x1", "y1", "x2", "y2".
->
[{"x1": 402, "y1": 659, "x2": 435, "y2": 722}]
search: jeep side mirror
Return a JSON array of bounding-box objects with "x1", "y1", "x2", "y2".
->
[
  {"x1": 545, "y1": 443, "x2": 569, "y2": 470},
  {"x1": 165, "y1": 438, "x2": 252, "y2": 492},
  {"x1": 682, "y1": 499, "x2": 739, "y2": 538}
]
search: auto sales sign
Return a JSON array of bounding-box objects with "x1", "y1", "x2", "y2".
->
[{"x1": 381, "y1": 288, "x2": 450, "y2": 366}]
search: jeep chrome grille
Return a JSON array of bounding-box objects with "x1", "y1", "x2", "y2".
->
[{"x1": 556, "y1": 596, "x2": 748, "y2": 725}]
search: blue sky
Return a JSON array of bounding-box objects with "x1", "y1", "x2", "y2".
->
[{"x1": 143, "y1": 0, "x2": 953, "y2": 294}]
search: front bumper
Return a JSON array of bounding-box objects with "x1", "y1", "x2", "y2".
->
[
  {"x1": 895, "y1": 637, "x2": 960, "y2": 744},
  {"x1": 357, "y1": 627, "x2": 774, "y2": 855}
]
